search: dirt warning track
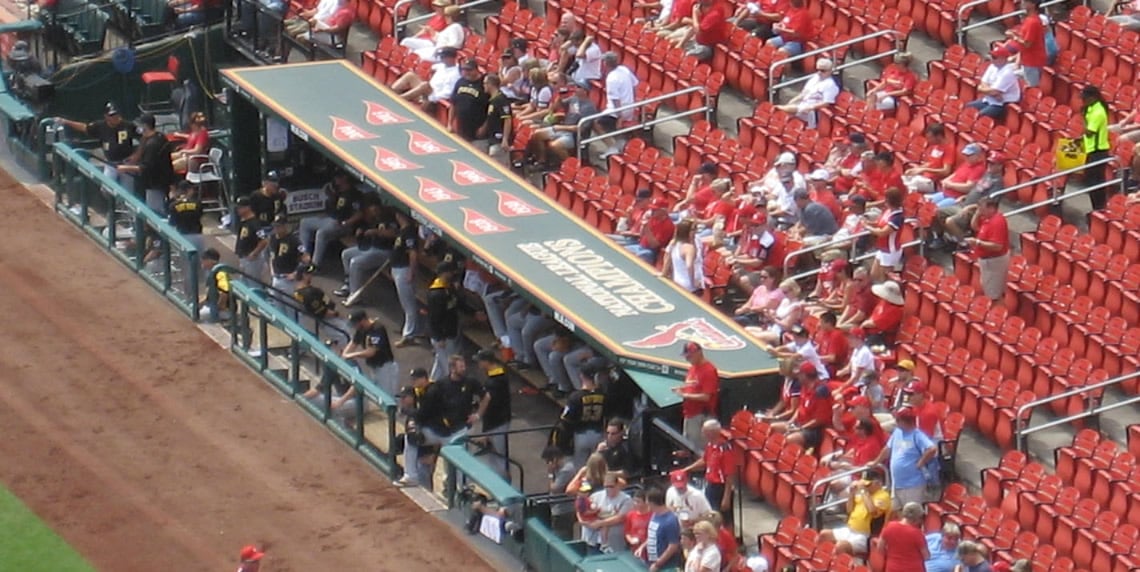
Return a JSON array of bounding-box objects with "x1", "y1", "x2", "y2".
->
[{"x1": 0, "y1": 183, "x2": 496, "y2": 571}]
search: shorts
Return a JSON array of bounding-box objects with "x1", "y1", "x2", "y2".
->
[
  {"x1": 551, "y1": 131, "x2": 576, "y2": 149},
  {"x1": 800, "y1": 426, "x2": 823, "y2": 448},
  {"x1": 979, "y1": 252, "x2": 1010, "y2": 301},
  {"x1": 831, "y1": 527, "x2": 869, "y2": 553},
  {"x1": 876, "y1": 249, "x2": 903, "y2": 269}
]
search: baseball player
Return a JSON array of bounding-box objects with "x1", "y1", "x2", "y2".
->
[
  {"x1": 249, "y1": 171, "x2": 287, "y2": 225},
  {"x1": 298, "y1": 170, "x2": 363, "y2": 269},
  {"x1": 292, "y1": 263, "x2": 350, "y2": 345},
  {"x1": 55, "y1": 102, "x2": 136, "y2": 181},
  {"x1": 343, "y1": 310, "x2": 400, "y2": 398},
  {"x1": 234, "y1": 196, "x2": 269, "y2": 282},
  {"x1": 268, "y1": 214, "x2": 308, "y2": 302}
]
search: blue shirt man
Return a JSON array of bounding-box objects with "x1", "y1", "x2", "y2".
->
[
  {"x1": 645, "y1": 488, "x2": 682, "y2": 571},
  {"x1": 925, "y1": 524, "x2": 962, "y2": 572},
  {"x1": 874, "y1": 407, "x2": 937, "y2": 508}
]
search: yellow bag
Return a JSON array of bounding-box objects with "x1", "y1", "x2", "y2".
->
[{"x1": 1055, "y1": 137, "x2": 1086, "y2": 171}]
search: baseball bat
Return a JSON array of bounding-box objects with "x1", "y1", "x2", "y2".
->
[{"x1": 345, "y1": 259, "x2": 391, "y2": 306}]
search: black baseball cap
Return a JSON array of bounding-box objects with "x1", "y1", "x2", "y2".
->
[
  {"x1": 461, "y1": 58, "x2": 479, "y2": 71},
  {"x1": 295, "y1": 263, "x2": 315, "y2": 275},
  {"x1": 264, "y1": 170, "x2": 280, "y2": 182},
  {"x1": 348, "y1": 310, "x2": 367, "y2": 324},
  {"x1": 436, "y1": 261, "x2": 457, "y2": 275},
  {"x1": 104, "y1": 102, "x2": 120, "y2": 116},
  {"x1": 409, "y1": 367, "x2": 428, "y2": 379},
  {"x1": 475, "y1": 349, "x2": 499, "y2": 363},
  {"x1": 272, "y1": 214, "x2": 289, "y2": 226},
  {"x1": 235, "y1": 196, "x2": 251, "y2": 207}
]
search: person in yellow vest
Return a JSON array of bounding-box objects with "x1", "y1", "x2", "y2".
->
[{"x1": 1079, "y1": 85, "x2": 1112, "y2": 212}]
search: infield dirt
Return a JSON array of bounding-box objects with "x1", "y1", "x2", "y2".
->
[{"x1": 0, "y1": 178, "x2": 496, "y2": 571}]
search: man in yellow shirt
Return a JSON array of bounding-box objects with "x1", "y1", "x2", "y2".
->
[
  {"x1": 1080, "y1": 85, "x2": 1112, "y2": 211},
  {"x1": 819, "y1": 467, "x2": 892, "y2": 554}
]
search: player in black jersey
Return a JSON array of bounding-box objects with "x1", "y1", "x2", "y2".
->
[
  {"x1": 551, "y1": 361, "x2": 607, "y2": 466},
  {"x1": 474, "y1": 349, "x2": 512, "y2": 477},
  {"x1": 248, "y1": 171, "x2": 287, "y2": 225},
  {"x1": 268, "y1": 215, "x2": 308, "y2": 298},
  {"x1": 292, "y1": 264, "x2": 350, "y2": 345},
  {"x1": 234, "y1": 196, "x2": 269, "y2": 281}
]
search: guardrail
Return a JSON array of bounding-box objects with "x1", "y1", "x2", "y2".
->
[
  {"x1": 956, "y1": 0, "x2": 1066, "y2": 46},
  {"x1": 1015, "y1": 370, "x2": 1140, "y2": 453},
  {"x1": 768, "y1": 29, "x2": 906, "y2": 103},
  {"x1": 1004, "y1": 176, "x2": 1127, "y2": 218},
  {"x1": 807, "y1": 465, "x2": 873, "y2": 529},
  {"x1": 575, "y1": 85, "x2": 711, "y2": 162},
  {"x1": 50, "y1": 142, "x2": 202, "y2": 320},
  {"x1": 782, "y1": 230, "x2": 872, "y2": 278},
  {"x1": 991, "y1": 155, "x2": 1118, "y2": 203},
  {"x1": 392, "y1": 0, "x2": 498, "y2": 40}
]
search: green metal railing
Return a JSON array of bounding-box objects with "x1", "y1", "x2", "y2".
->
[{"x1": 50, "y1": 142, "x2": 201, "y2": 320}]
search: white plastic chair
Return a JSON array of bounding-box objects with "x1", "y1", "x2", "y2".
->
[{"x1": 186, "y1": 147, "x2": 227, "y2": 214}]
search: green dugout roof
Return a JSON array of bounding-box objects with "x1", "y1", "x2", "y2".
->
[{"x1": 221, "y1": 61, "x2": 778, "y2": 380}]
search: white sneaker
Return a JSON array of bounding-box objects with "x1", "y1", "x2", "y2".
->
[
  {"x1": 247, "y1": 348, "x2": 263, "y2": 358},
  {"x1": 393, "y1": 476, "x2": 419, "y2": 488},
  {"x1": 218, "y1": 213, "x2": 232, "y2": 229}
]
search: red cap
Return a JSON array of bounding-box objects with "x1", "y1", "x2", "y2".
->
[
  {"x1": 240, "y1": 545, "x2": 265, "y2": 562},
  {"x1": 904, "y1": 380, "x2": 928, "y2": 394},
  {"x1": 848, "y1": 327, "x2": 866, "y2": 338},
  {"x1": 670, "y1": 469, "x2": 688, "y2": 485},
  {"x1": 848, "y1": 395, "x2": 871, "y2": 408},
  {"x1": 651, "y1": 197, "x2": 671, "y2": 209},
  {"x1": 747, "y1": 212, "x2": 768, "y2": 226},
  {"x1": 799, "y1": 361, "x2": 818, "y2": 376},
  {"x1": 987, "y1": 150, "x2": 1009, "y2": 164},
  {"x1": 895, "y1": 407, "x2": 917, "y2": 421},
  {"x1": 821, "y1": 258, "x2": 848, "y2": 279},
  {"x1": 681, "y1": 341, "x2": 702, "y2": 356},
  {"x1": 990, "y1": 46, "x2": 1012, "y2": 59}
]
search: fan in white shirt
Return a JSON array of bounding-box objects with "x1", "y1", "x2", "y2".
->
[
  {"x1": 391, "y1": 47, "x2": 461, "y2": 108},
  {"x1": 775, "y1": 58, "x2": 840, "y2": 129},
  {"x1": 400, "y1": 5, "x2": 466, "y2": 62},
  {"x1": 966, "y1": 46, "x2": 1021, "y2": 119},
  {"x1": 593, "y1": 52, "x2": 641, "y2": 159},
  {"x1": 570, "y1": 33, "x2": 604, "y2": 85}
]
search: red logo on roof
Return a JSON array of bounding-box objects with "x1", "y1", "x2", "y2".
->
[
  {"x1": 624, "y1": 318, "x2": 746, "y2": 351},
  {"x1": 416, "y1": 176, "x2": 467, "y2": 203},
  {"x1": 460, "y1": 207, "x2": 512, "y2": 235},
  {"x1": 450, "y1": 160, "x2": 502, "y2": 186},
  {"x1": 407, "y1": 130, "x2": 456, "y2": 155},
  {"x1": 494, "y1": 190, "x2": 546, "y2": 218},
  {"x1": 372, "y1": 146, "x2": 421, "y2": 172},
  {"x1": 330, "y1": 116, "x2": 379, "y2": 141},
  {"x1": 363, "y1": 101, "x2": 413, "y2": 125}
]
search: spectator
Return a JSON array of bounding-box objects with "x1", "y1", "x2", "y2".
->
[
  {"x1": 597, "y1": 419, "x2": 635, "y2": 477},
  {"x1": 862, "y1": 280, "x2": 905, "y2": 343},
  {"x1": 733, "y1": 267, "x2": 784, "y2": 326},
  {"x1": 653, "y1": 0, "x2": 697, "y2": 44},
  {"x1": 1109, "y1": 0, "x2": 1140, "y2": 31},
  {"x1": 535, "y1": 327, "x2": 593, "y2": 395},
  {"x1": 760, "y1": 358, "x2": 808, "y2": 425},
  {"x1": 806, "y1": 259, "x2": 849, "y2": 317},
  {"x1": 733, "y1": 0, "x2": 786, "y2": 40},
  {"x1": 171, "y1": 112, "x2": 210, "y2": 173},
  {"x1": 497, "y1": 49, "x2": 527, "y2": 102},
  {"x1": 903, "y1": 122, "x2": 955, "y2": 194},
  {"x1": 703, "y1": 511, "x2": 742, "y2": 571},
  {"x1": 806, "y1": 169, "x2": 844, "y2": 223},
  {"x1": 296, "y1": 0, "x2": 353, "y2": 52},
  {"x1": 542, "y1": 446, "x2": 578, "y2": 538},
  {"x1": 512, "y1": 67, "x2": 556, "y2": 124},
  {"x1": 645, "y1": 488, "x2": 684, "y2": 571},
  {"x1": 887, "y1": 359, "x2": 917, "y2": 401},
  {"x1": 682, "y1": 419, "x2": 740, "y2": 522},
  {"x1": 854, "y1": 151, "x2": 905, "y2": 208},
  {"x1": 624, "y1": 490, "x2": 654, "y2": 555},
  {"x1": 825, "y1": 399, "x2": 887, "y2": 492},
  {"x1": 933, "y1": 152, "x2": 1006, "y2": 250},
  {"x1": 772, "y1": 363, "x2": 832, "y2": 448},
  {"x1": 681, "y1": 0, "x2": 731, "y2": 61},
  {"x1": 1079, "y1": 85, "x2": 1113, "y2": 212},
  {"x1": 880, "y1": 502, "x2": 931, "y2": 572},
  {"x1": 426, "y1": 261, "x2": 461, "y2": 381},
  {"x1": 595, "y1": 52, "x2": 640, "y2": 159},
  {"x1": 790, "y1": 189, "x2": 839, "y2": 244},
  {"x1": 768, "y1": 324, "x2": 830, "y2": 381},
  {"x1": 401, "y1": 0, "x2": 450, "y2": 41},
  {"x1": 397, "y1": 354, "x2": 489, "y2": 488},
  {"x1": 171, "y1": 0, "x2": 222, "y2": 28},
  {"x1": 568, "y1": 452, "x2": 612, "y2": 495},
  {"x1": 610, "y1": 188, "x2": 654, "y2": 245},
  {"x1": 449, "y1": 59, "x2": 489, "y2": 142},
  {"x1": 335, "y1": 201, "x2": 396, "y2": 305},
  {"x1": 745, "y1": 278, "x2": 803, "y2": 344},
  {"x1": 966, "y1": 47, "x2": 1021, "y2": 120},
  {"x1": 400, "y1": 5, "x2": 465, "y2": 62},
  {"x1": 665, "y1": 470, "x2": 712, "y2": 526},
  {"x1": 236, "y1": 545, "x2": 265, "y2": 572},
  {"x1": 955, "y1": 540, "x2": 993, "y2": 572},
  {"x1": 867, "y1": 188, "x2": 905, "y2": 281},
  {"x1": 927, "y1": 143, "x2": 987, "y2": 208},
  {"x1": 765, "y1": 0, "x2": 812, "y2": 55},
  {"x1": 966, "y1": 196, "x2": 1010, "y2": 303},
  {"x1": 873, "y1": 407, "x2": 937, "y2": 508},
  {"x1": 835, "y1": 327, "x2": 873, "y2": 392},
  {"x1": 56, "y1": 105, "x2": 135, "y2": 179},
  {"x1": 392, "y1": 47, "x2": 462, "y2": 109},
  {"x1": 508, "y1": 37, "x2": 535, "y2": 66},
  {"x1": 673, "y1": 342, "x2": 720, "y2": 448},
  {"x1": 584, "y1": 473, "x2": 633, "y2": 553},
  {"x1": 299, "y1": 170, "x2": 362, "y2": 270},
  {"x1": 687, "y1": 521, "x2": 723, "y2": 572},
  {"x1": 819, "y1": 468, "x2": 891, "y2": 554},
  {"x1": 568, "y1": 32, "x2": 604, "y2": 85},
  {"x1": 1003, "y1": 0, "x2": 1047, "y2": 88},
  {"x1": 751, "y1": 152, "x2": 806, "y2": 210},
  {"x1": 926, "y1": 523, "x2": 963, "y2": 572},
  {"x1": 1110, "y1": 109, "x2": 1140, "y2": 143},
  {"x1": 660, "y1": 219, "x2": 704, "y2": 294},
  {"x1": 775, "y1": 58, "x2": 839, "y2": 129},
  {"x1": 814, "y1": 310, "x2": 850, "y2": 376},
  {"x1": 528, "y1": 82, "x2": 598, "y2": 167},
  {"x1": 826, "y1": 133, "x2": 869, "y2": 194},
  {"x1": 117, "y1": 112, "x2": 176, "y2": 216},
  {"x1": 902, "y1": 381, "x2": 943, "y2": 439},
  {"x1": 267, "y1": 215, "x2": 307, "y2": 299},
  {"x1": 836, "y1": 267, "x2": 875, "y2": 329},
  {"x1": 626, "y1": 197, "x2": 675, "y2": 265},
  {"x1": 675, "y1": 172, "x2": 727, "y2": 219},
  {"x1": 865, "y1": 52, "x2": 917, "y2": 112}
]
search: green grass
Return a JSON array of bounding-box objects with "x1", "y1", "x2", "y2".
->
[{"x1": 0, "y1": 486, "x2": 96, "y2": 572}]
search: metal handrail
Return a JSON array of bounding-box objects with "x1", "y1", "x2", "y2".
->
[
  {"x1": 782, "y1": 230, "x2": 872, "y2": 277},
  {"x1": 768, "y1": 29, "x2": 906, "y2": 103},
  {"x1": 1004, "y1": 177, "x2": 1125, "y2": 218},
  {"x1": 956, "y1": 0, "x2": 1066, "y2": 45},
  {"x1": 576, "y1": 85, "x2": 711, "y2": 162},
  {"x1": 991, "y1": 156, "x2": 1118, "y2": 202},
  {"x1": 807, "y1": 465, "x2": 875, "y2": 529},
  {"x1": 393, "y1": 0, "x2": 498, "y2": 39},
  {"x1": 1015, "y1": 370, "x2": 1140, "y2": 453},
  {"x1": 465, "y1": 424, "x2": 559, "y2": 494},
  {"x1": 853, "y1": 235, "x2": 924, "y2": 264}
]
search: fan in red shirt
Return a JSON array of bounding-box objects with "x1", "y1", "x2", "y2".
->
[
  {"x1": 672, "y1": 342, "x2": 720, "y2": 448},
  {"x1": 685, "y1": 0, "x2": 731, "y2": 61},
  {"x1": 774, "y1": 363, "x2": 833, "y2": 449},
  {"x1": 903, "y1": 381, "x2": 944, "y2": 439},
  {"x1": 766, "y1": 0, "x2": 813, "y2": 55},
  {"x1": 866, "y1": 189, "x2": 906, "y2": 282},
  {"x1": 683, "y1": 420, "x2": 740, "y2": 521},
  {"x1": 824, "y1": 395, "x2": 888, "y2": 495},
  {"x1": 814, "y1": 310, "x2": 850, "y2": 376},
  {"x1": 902, "y1": 122, "x2": 955, "y2": 194},
  {"x1": 613, "y1": 188, "x2": 654, "y2": 244},
  {"x1": 732, "y1": 0, "x2": 787, "y2": 40},
  {"x1": 627, "y1": 197, "x2": 675, "y2": 264},
  {"x1": 837, "y1": 267, "x2": 877, "y2": 329},
  {"x1": 1003, "y1": 0, "x2": 1047, "y2": 87},
  {"x1": 623, "y1": 490, "x2": 654, "y2": 554},
  {"x1": 879, "y1": 503, "x2": 930, "y2": 572},
  {"x1": 968, "y1": 196, "x2": 1010, "y2": 302},
  {"x1": 826, "y1": 133, "x2": 870, "y2": 194},
  {"x1": 854, "y1": 151, "x2": 906, "y2": 207},
  {"x1": 862, "y1": 280, "x2": 905, "y2": 344},
  {"x1": 806, "y1": 169, "x2": 844, "y2": 222},
  {"x1": 866, "y1": 52, "x2": 918, "y2": 113}
]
